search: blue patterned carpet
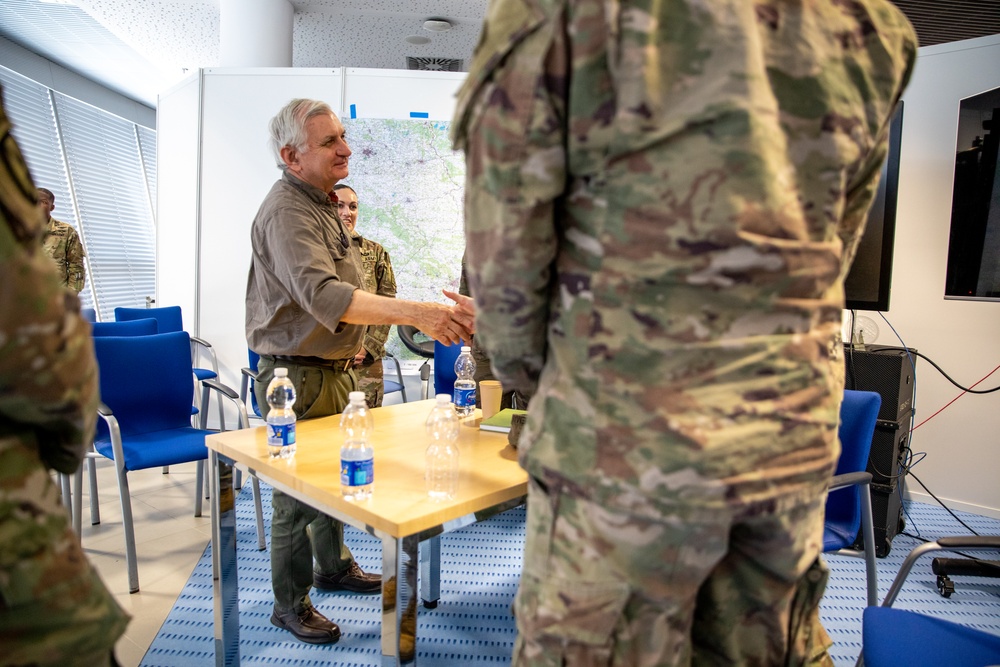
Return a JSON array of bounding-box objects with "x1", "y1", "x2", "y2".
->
[{"x1": 141, "y1": 485, "x2": 1000, "y2": 666}]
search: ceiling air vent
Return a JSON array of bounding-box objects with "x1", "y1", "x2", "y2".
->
[{"x1": 406, "y1": 56, "x2": 463, "y2": 72}]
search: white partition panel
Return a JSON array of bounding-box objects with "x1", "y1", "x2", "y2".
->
[
  {"x1": 342, "y1": 68, "x2": 464, "y2": 121},
  {"x1": 156, "y1": 75, "x2": 200, "y2": 324},
  {"x1": 197, "y1": 68, "x2": 343, "y2": 420}
]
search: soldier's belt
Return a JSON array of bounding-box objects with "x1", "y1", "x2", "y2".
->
[{"x1": 268, "y1": 354, "x2": 353, "y2": 372}]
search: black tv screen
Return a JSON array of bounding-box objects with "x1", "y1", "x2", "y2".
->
[
  {"x1": 944, "y1": 85, "x2": 1000, "y2": 301},
  {"x1": 844, "y1": 102, "x2": 904, "y2": 312}
]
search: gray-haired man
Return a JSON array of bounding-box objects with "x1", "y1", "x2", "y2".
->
[{"x1": 247, "y1": 98, "x2": 473, "y2": 644}]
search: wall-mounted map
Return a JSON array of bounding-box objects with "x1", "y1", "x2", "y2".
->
[{"x1": 342, "y1": 118, "x2": 466, "y2": 358}]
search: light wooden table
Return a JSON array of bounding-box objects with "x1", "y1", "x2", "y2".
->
[{"x1": 205, "y1": 399, "x2": 527, "y2": 666}]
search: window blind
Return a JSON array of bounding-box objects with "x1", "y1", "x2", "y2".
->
[
  {"x1": 53, "y1": 92, "x2": 155, "y2": 321},
  {"x1": 0, "y1": 66, "x2": 97, "y2": 308}
]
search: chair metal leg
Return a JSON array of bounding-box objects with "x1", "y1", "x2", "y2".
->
[
  {"x1": 859, "y1": 482, "x2": 879, "y2": 607},
  {"x1": 87, "y1": 456, "x2": 101, "y2": 525},
  {"x1": 113, "y1": 461, "x2": 140, "y2": 593},
  {"x1": 59, "y1": 472, "x2": 72, "y2": 514},
  {"x1": 195, "y1": 459, "x2": 205, "y2": 517},
  {"x1": 72, "y1": 464, "x2": 84, "y2": 536},
  {"x1": 419, "y1": 361, "x2": 430, "y2": 401},
  {"x1": 200, "y1": 383, "x2": 211, "y2": 501}
]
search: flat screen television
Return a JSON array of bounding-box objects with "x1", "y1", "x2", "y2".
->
[
  {"x1": 844, "y1": 102, "x2": 904, "y2": 312},
  {"x1": 944, "y1": 85, "x2": 1000, "y2": 301}
]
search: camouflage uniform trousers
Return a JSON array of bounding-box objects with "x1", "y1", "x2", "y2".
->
[
  {"x1": 0, "y1": 437, "x2": 129, "y2": 667},
  {"x1": 254, "y1": 356, "x2": 361, "y2": 615},
  {"x1": 354, "y1": 357, "x2": 385, "y2": 409},
  {"x1": 512, "y1": 476, "x2": 833, "y2": 667}
]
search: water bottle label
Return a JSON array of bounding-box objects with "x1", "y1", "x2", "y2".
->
[
  {"x1": 341, "y1": 458, "x2": 374, "y2": 487},
  {"x1": 454, "y1": 386, "x2": 476, "y2": 409},
  {"x1": 267, "y1": 422, "x2": 296, "y2": 447}
]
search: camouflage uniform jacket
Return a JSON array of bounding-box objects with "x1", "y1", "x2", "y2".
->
[
  {"x1": 453, "y1": 0, "x2": 916, "y2": 514},
  {"x1": 351, "y1": 231, "x2": 397, "y2": 360},
  {"x1": 0, "y1": 88, "x2": 129, "y2": 664},
  {"x1": 42, "y1": 216, "x2": 86, "y2": 293}
]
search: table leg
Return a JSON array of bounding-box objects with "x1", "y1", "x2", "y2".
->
[
  {"x1": 419, "y1": 536, "x2": 441, "y2": 608},
  {"x1": 210, "y1": 451, "x2": 240, "y2": 667},
  {"x1": 381, "y1": 533, "x2": 419, "y2": 666}
]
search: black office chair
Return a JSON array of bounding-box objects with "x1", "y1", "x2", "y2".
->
[{"x1": 397, "y1": 325, "x2": 434, "y2": 400}]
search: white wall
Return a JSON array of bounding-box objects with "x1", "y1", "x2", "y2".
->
[{"x1": 864, "y1": 34, "x2": 1000, "y2": 518}]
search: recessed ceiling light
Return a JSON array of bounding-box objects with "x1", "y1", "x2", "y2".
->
[
  {"x1": 406, "y1": 35, "x2": 432, "y2": 45},
  {"x1": 423, "y1": 19, "x2": 452, "y2": 33}
]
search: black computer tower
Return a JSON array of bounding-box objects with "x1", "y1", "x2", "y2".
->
[
  {"x1": 867, "y1": 416, "x2": 911, "y2": 486},
  {"x1": 844, "y1": 345, "x2": 915, "y2": 422},
  {"x1": 843, "y1": 345, "x2": 915, "y2": 558},
  {"x1": 853, "y1": 480, "x2": 905, "y2": 558}
]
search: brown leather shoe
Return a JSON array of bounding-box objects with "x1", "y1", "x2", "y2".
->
[
  {"x1": 270, "y1": 606, "x2": 341, "y2": 644},
  {"x1": 313, "y1": 561, "x2": 381, "y2": 594}
]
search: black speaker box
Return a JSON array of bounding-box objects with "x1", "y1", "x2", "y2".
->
[
  {"x1": 853, "y1": 480, "x2": 905, "y2": 558},
  {"x1": 844, "y1": 345, "x2": 916, "y2": 423},
  {"x1": 867, "y1": 416, "x2": 911, "y2": 486}
]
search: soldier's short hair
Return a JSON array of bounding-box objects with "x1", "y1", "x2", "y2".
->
[
  {"x1": 37, "y1": 187, "x2": 54, "y2": 204},
  {"x1": 268, "y1": 99, "x2": 335, "y2": 171}
]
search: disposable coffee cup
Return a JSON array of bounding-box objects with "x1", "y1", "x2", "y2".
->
[{"x1": 479, "y1": 380, "x2": 503, "y2": 419}]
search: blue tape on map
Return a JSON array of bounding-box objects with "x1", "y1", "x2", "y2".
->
[
  {"x1": 350, "y1": 104, "x2": 357, "y2": 119},
  {"x1": 410, "y1": 112, "x2": 429, "y2": 118}
]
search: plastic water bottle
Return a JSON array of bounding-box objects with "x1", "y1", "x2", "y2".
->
[
  {"x1": 340, "y1": 391, "x2": 374, "y2": 501},
  {"x1": 265, "y1": 368, "x2": 297, "y2": 459},
  {"x1": 453, "y1": 346, "x2": 477, "y2": 417},
  {"x1": 425, "y1": 394, "x2": 460, "y2": 501}
]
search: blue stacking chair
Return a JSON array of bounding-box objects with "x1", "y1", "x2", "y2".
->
[
  {"x1": 240, "y1": 349, "x2": 263, "y2": 420},
  {"x1": 861, "y1": 536, "x2": 1000, "y2": 666},
  {"x1": 92, "y1": 331, "x2": 256, "y2": 592},
  {"x1": 824, "y1": 389, "x2": 882, "y2": 607},
  {"x1": 115, "y1": 305, "x2": 221, "y2": 423},
  {"x1": 81, "y1": 307, "x2": 97, "y2": 322},
  {"x1": 383, "y1": 351, "x2": 407, "y2": 403},
  {"x1": 91, "y1": 318, "x2": 157, "y2": 337},
  {"x1": 433, "y1": 340, "x2": 462, "y2": 398},
  {"x1": 64, "y1": 317, "x2": 162, "y2": 533}
]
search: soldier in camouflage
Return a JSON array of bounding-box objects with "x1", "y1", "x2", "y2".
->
[
  {"x1": 37, "y1": 187, "x2": 87, "y2": 293},
  {"x1": 0, "y1": 89, "x2": 129, "y2": 666},
  {"x1": 453, "y1": 1, "x2": 916, "y2": 665},
  {"x1": 334, "y1": 183, "x2": 398, "y2": 409}
]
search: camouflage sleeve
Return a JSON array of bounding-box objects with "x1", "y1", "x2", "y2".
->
[
  {"x1": 839, "y1": 42, "x2": 915, "y2": 280},
  {"x1": 66, "y1": 225, "x2": 86, "y2": 293},
  {"x1": 363, "y1": 242, "x2": 396, "y2": 359},
  {"x1": 0, "y1": 93, "x2": 98, "y2": 475},
  {"x1": 451, "y1": 0, "x2": 562, "y2": 397}
]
